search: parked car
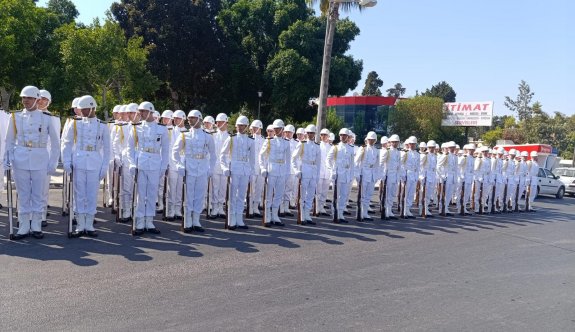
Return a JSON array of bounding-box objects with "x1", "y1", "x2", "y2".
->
[
  {"x1": 553, "y1": 167, "x2": 575, "y2": 196},
  {"x1": 537, "y1": 168, "x2": 565, "y2": 199}
]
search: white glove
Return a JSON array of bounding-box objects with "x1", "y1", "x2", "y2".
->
[
  {"x1": 223, "y1": 169, "x2": 231, "y2": 177},
  {"x1": 63, "y1": 164, "x2": 72, "y2": 174},
  {"x1": 178, "y1": 167, "x2": 186, "y2": 177},
  {"x1": 129, "y1": 166, "x2": 136, "y2": 177},
  {"x1": 261, "y1": 170, "x2": 268, "y2": 177},
  {"x1": 295, "y1": 171, "x2": 302, "y2": 179}
]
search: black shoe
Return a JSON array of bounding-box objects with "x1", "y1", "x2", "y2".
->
[
  {"x1": 465, "y1": 213, "x2": 473, "y2": 216},
  {"x1": 193, "y1": 226, "x2": 205, "y2": 232},
  {"x1": 71, "y1": 230, "x2": 85, "y2": 238},
  {"x1": 11, "y1": 233, "x2": 28, "y2": 240},
  {"x1": 228, "y1": 225, "x2": 237, "y2": 231},
  {"x1": 175, "y1": 215, "x2": 183, "y2": 220},
  {"x1": 133, "y1": 229, "x2": 145, "y2": 236},
  {"x1": 289, "y1": 205, "x2": 297, "y2": 210},
  {"x1": 364, "y1": 217, "x2": 373, "y2": 221},
  {"x1": 426, "y1": 214, "x2": 434, "y2": 218},
  {"x1": 343, "y1": 211, "x2": 351, "y2": 216},
  {"x1": 306, "y1": 220, "x2": 316, "y2": 225},
  {"x1": 183, "y1": 227, "x2": 193, "y2": 233},
  {"x1": 31, "y1": 231, "x2": 44, "y2": 239},
  {"x1": 273, "y1": 222, "x2": 285, "y2": 227},
  {"x1": 445, "y1": 213, "x2": 453, "y2": 217},
  {"x1": 238, "y1": 225, "x2": 249, "y2": 229},
  {"x1": 41, "y1": 220, "x2": 48, "y2": 227},
  {"x1": 208, "y1": 214, "x2": 217, "y2": 220},
  {"x1": 389, "y1": 216, "x2": 398, "y2": 220},
  {"x1": 72, "y1": 218, "x2": 77, "y2": 226},
  {"x1": 332, "y1": 219, "x2": 340, "y2": 224},
  {"x1": 356, "y1": 218, "x2": 365, "y2": 222},
  {"x1": 284, "y1": 212, "x2": 294, "y2": 217},
  {"x1": 155, "y1": 209, "x2": 164, "y2": 214},
  {"x1": 146, "y1": 228, "x2": 161, "y2": 234},
  {"x1": 218, "y1": 214, "x2": 227, "y2": 219},
  {"x1": 85, "y1": 230, "x2": 98, "y2": 238},
  {"x1": 326, "y1": 199, "x2": 332, "y2": 203},
  {"x1": 320, "y1": 212, "x2": 330, "y2": 216},
  {"x1": 278, "y1": 212, "x2": 286, "y2": 217},
  {"x1": 346, "y1": 204, "x2": 352, "y2": 209},
  {"x1": 338, "y1": 219, "x2": 348, "y2": 223},
  {"x1": 253, "y1": 213, "x2": 262, "y2": 218},
  {"x1": 264, "y1": 223, "x2": 272, "y2": 228},
  {"x1": 163, "y1": 216, "x2": 175, "y2": 222}
]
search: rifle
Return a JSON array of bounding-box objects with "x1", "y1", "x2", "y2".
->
[
  {"x1": 479, "y1": 180, "x2": 484, "y2": 215},
  {"x1": 245, "y1": 180, "x2": 251, "y2": 219},
  {"x1": 262, "y1": 175, "x2": 268, "y2": 225},
  {"x1": 115, "y1": 164, "x2": 122, "y2": 223},
  {"x1": 437, "y1": 182, "x2": 442, "y2": 212},
  {"x1": 67, "y1": 167, "x2": 74, "y2": 238},
  {"x1": 297, "y1": 177, "x2": 303, "y2": 225},
  {"x1": 162, "y1": 168, "x2": 168, "y2": 220},
  {"x1": 61, "y1": 170, "x2": 68, "y2": 216},
  {"x1": 471, "y1": 181, "x2": 476, "y2": 211},
  {"x1": 131, "y1": 169, "x2": 138, "y2": 235},
  {"x1": 397, "y1": 180, "x2": 403, "y2": 214},
  {"x1": 381, "y1": 177, "x2": 387, "y2": 220},
  {"x1": 491, "y1": 182, "x2": 496, "y2": 213},
  {"x1": 514, "y1": 183, "x2": 519, "y2": 212},
  {"x1": 181, "y1": 173, "x2": 186, "y2": 231},
  {"x1": 459, "y1": 180, "x2": 465, "y2": 216},
  {"x1": 356, "y1": 174, "x2": 363, "y2": 222},
  {"x1": 332, "y1": 175, "x2": 338, "y2": 223},
  {"x1": 7, "y1": 170, "x2": 15, "y2": 240},
  {"x1": 102, "y1": 168, "x2": 107, "y2": 208},
  {"x1": 111, "y1": 159, "x2": 116, "y2": 214},
  {"x1": 225, "y1": 174, "x2": 230, "y2": 229},
  {"x1": 502, "y1": 182, "x2": 508, "y2": 213},
  {"x1": 440, "y1": 180, "x2": 447, "y2": 216},
  {"x1": 206, "y1": 176, "x2": 212, "y2": 218},
  {"x1": 421, "y1": 179, "x2": 427, "y2": 218},
  {"x1": 415, "y1": 180, "x2": 421, "y2": 207},
  {"x1": 525, "y1": 182, "x2": 531, "y2": 212}
]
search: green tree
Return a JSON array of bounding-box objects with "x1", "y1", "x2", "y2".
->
[
  {"x1": 504, "y1": 80, "x2": 534, "y2": 121},
  {"x1": 47, "y1": 0, "x2": 78, "y2": 24},
  {"x1": 386, "y1": 83, "x2": 406, "y2": 98},
  {"x1": 361, "y1": 71, "x2": 383, "y2": 96},
  {"x1": 422, "y1": 81, "x2": 456, "y2": 102}
]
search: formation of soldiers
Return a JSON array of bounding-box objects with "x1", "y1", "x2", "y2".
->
[{"x1": 3, "y1": 86, "x2": 541, "y2": 241}]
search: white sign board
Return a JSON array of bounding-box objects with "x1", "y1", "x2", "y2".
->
[{"x1": 442, "y1": 101, "x2": 493, "y2": 127}]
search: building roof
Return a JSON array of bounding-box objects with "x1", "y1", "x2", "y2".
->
[{"x1": 327, "y1": 96, "x2": 398, "y2": 107}]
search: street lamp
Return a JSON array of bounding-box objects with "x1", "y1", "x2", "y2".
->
[
  {"x1": 315, "y1": 0, "x2": 377, "y2": 142},
  {"x1": 257, "y1": 91, "x2": 263, "y2": 119}
]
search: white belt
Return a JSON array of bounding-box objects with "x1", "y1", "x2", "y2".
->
[
  {"x1": 17, "y1": 141, "x2": 47, "y2": 148},
  {"x1": 140, "y1": 147, "x2": 160, "y2": 154},
  {"x1": 79, "y1": 145, "x2": 97, "y2": 152},
  {"x1": 189, "y1": 153, "x2": 205, "y2": 159},
  {"x1": 271, "y1": 159, "x2": 285, "y2": 164}
]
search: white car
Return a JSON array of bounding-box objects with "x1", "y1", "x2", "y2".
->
[
  {"x1": 553, "y1": 167, "x2": 575, "y2": 196},
  {"x1": 536, "y1": 168, "x2": 566, "y2": 199}
]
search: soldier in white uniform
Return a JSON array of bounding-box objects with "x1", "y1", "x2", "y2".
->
[
  {"x1": 517, "y1": 151, "x2": 529, "y2": 210},
  {"x1": 316, "y1": 128, "x2": 332, "y2": 216},
  {"x1": 327, "y1": 128, "x2": 355, "y2": 223},
  {"x1": 491, "y1": 148, "x2": 505, "y2": 213},
  {"x1": 248, "y1": 120, "x2": 264, "y2": 218},
  {"x1": 526, "y1": 151, "x2": 539, "y2": 211},
  {"x1": 106, "y1": 105, "x2": 122, "y2": 208},
  {"x1": 172, "y1": 110, "x2": 216, "y2": 232},
  {"x1": 220, "y1": 115, "x2": 254, "y2": 230},
  {"x1": 259, "y1": 119, "x2": 291, "y2": 227},
  {"x1": 474, "y1": 147, "x2": 492, "y2": 213},
  {"x1": 291, "y1": 124, "x2": 321, "y2": 224},
  {"x1": 156, "y1": 110, "x2": 173, "y2": 214},
  {"x1": 381, "y1": 134, "x2": 400, "y2": 219},
  {"x1": 438, "y1": 141, "x2": 458, "y2": 215},
  {"x1": 460, "y1": 144, "x2": 476, "y2": 215},
  {"x1": 38, "y1": 89, "x2": 57, "y2": 227},
  {"x1": 165, "y1": 110, "x2": 187, "y2": 221},
  {"x1": 506, "y1": 149, "x2": 519, "y2": 211},
  {"x1": 126, "y1": 101, "x2": 169, "y2": 235},
  {"x1": 115, "y1": 103, "x2": 140, "y2": 222},
  {"x1": 211, "y1": 113, "x2": 229, "y2": 218},
  {"x1": 419, "y1": 140, "x2": 437, "y2": 217},
  {"x1": 61, "y1": 95, "x2": 110, "y2": 237},
  {"x1": 354, "y1": 131, "x2": 379, "y2": 221},
  {"x1": 3, "y1": 86, "x2": 60, "y2": 240},
  {"x1": 203, "y1": 115, "x2": 215, "y2": 133},
  {"x1": 401, "y1": 136, "x2": 419, "y2": 218},
  {"x1": 280, "y1": 124, "x2": 296, "y2": 217}
]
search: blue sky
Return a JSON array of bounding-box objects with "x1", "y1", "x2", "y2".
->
[{"x1": 39, "y1": 0, "x2": 574, "y2": 116}]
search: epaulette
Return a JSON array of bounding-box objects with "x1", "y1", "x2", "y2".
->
[
  {"x1": 203, "y1": 129, "x2": 213, "y2": 134},
  {"x1": 266, "y1": 137, "x2": 272, "y2": 140},
  {"x1": 315, "y1": 142, "x2": 319, "y2": 145},
  {"x1": 42, "y1": 111, "x2": 58, "y2": 117},
  {"x1": 181, "y1": 128, "x2": 189, "y2": 132},
  {"x1": 10, "y1": 110, "x2": 22, "y2": 114},
  {"x1": 116, "y1": 123, "x2": 126, "y2": 126},
  {"x1": 248, "y1": 136, "x2": 254, "y2": 140},
  {"x1": 284, "y1": 138, "x2": 290, "y2": 141},
  {"x1": 230, "y1": 133, "x2": 237, "y2": 137},
  {"x1": 168, "y1": 127, "x2": 173, "y2": 130},
  {"x1": 158, "y1": 123, "x2": 166, "y2": 126},
  {"x1": 133, "y1": 122, "x2": 142, "y2": 126}
]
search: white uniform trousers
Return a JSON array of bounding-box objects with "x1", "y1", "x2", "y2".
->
[
  {"x1": 134, "y1": 169, "x2": 160, "y2": 225},
  {"x1": 281, "y1": 175, "x2": 294, "y2": 212},
  {"x1": 481, "y1": 181, "x2": 494, "y2": 212},
  {"x1": 249, "y1": 174, "x2": 264, "y2": 213},
  {"x1": 263, "y1": 175, "x2": 286, "y2": 222},
  {"x1": 157, "y1": 171, "x2": 167, "y2": 210},
  {"x1": 494, "y1": 181, "x2": 505, "y2": 210},
  {"x1": 229, "y1": 174, "x2": 249, "y2": 226},
  {"x1": 13, "y1": 169, "x2": 45, "y2": 234},
  {"x1": 359, "y1": 178, "x2": 375, "y2": 217},
  {"x1": 73, "y1": 169, "x2": 99, "y2": 215},
  {"x1": 120, "y1": 165, "x2": 134, "y2": 218},
  {"x1": 42, "y1": 172, "x2": 50, "y2": 220},
  {"x1": 183, "y1": 175, "x2": 208, "y2": 228},
  {"x1": 421, "y1": 179, "x2": 436, "y2": 213},
  {"x1": 517, "y1": 178, "x2": 526, "y2": 208},
  {"x1": 385, "y1": 175, "x2": 399, "y2": 217},
  {"x1": 527, "y1": 180, "x2": 537, "y2": 206},
  {"x1": 211, "y1": 173, "x2": 227, "y2": 214},
  {"x1": 507, "y1": 181, "x2": 518, "y2": 209},
  {"x1": 316, "y1": 178, "x2": 330, "y2": 213},
  {"x1": 335, "y1": 178, "x2": 351, "y2": 219},
  {"x1": 461, "y1": 178, "x2": 473, "y2": 208},
  {"x1": 403, "y1": 178, "x2": 417, "y2": 216},
  {"x1": 106, "y1": 160, "x2": 114, "y2": 205},
  {"x1": 167, "y1": 169, "x2": 184, "y2": 217},
  {"x1": 299, "y1": 176, "x2": 319, "y2": 215},
  {"x1": 439, "y1": 180, "x2": 456, "y2": 213}
]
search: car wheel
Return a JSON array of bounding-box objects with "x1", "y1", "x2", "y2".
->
[{"x1": 556, "y1": 186, "x2": 565, "y2": 199}]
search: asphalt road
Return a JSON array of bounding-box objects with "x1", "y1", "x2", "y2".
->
[{"x1": 1, "y1": 186, "x2": 574, "y2": 331}]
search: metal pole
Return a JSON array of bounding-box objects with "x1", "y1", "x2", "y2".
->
[{"x1": 257, "y1": 91, "x2": 262, "y2": 120}]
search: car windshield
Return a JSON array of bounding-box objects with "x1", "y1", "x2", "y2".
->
[{"x1": 554, "y1": 168, "x2": 575, "y2": 177}]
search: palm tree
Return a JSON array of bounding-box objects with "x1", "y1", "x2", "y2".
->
[{"x1": 306, "y1": 0, "x2": 374, "y2": 140}]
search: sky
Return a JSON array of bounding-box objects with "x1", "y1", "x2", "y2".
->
[{"x1": 39, "y1": 0, "x2": 575, "y2": 116}]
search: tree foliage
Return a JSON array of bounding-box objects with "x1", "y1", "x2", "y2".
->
[
  {"x1": 361, "y1": 71, "x2": 382, "y2": 96},
  {"x1": 422, "y1": 81, "x2": 456, "y2": 102},
  {"x1": 504, "y1": 80, "x2": 534, "y2": 121},
  {"x1": 386, "y1": 83, "x2": 406, "y2": 98}
]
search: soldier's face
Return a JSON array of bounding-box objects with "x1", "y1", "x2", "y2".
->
[
  {"x1": 307, "y1": 133, "x2": 315, "y2": 141},
  {"x1": 161, "y1": 117, "x2": 171, "y2": 125},
  {"x1": 173, "y1": 117, "x2": 184, "y2": 127},
  {"x1": 339, "y1": 134, "x2": 348, "y2": 143},
  {"x1": 391, "y1": 141, "x2": 399, "y2": 148},
  {"x1": 80, "y1": 107, "x2": 93, "y2": 117},
  {"x1": 130, "y1": 112, "x2": 140, "y2": 122},
  {"x1": 140, "y1": 110, "x2": 153, "y2": 122},
  {"x1": 408, "y1": 143, "x2": 416, "y2": 150},
  {"x1": 274, "y1": 128, "x2": 283, "y2": 136},
  {"x1": 250, "y1": 127, "x2": 261, "y2": 135},
  {"x1": 367, "y1": 139, "x2": 375, "y2": 146},
  {"x1": 428, "y1": 147, "x2": 436, "y2": 153},
  {"x1": 267, "y1": 129, "x2": 275, "y2": 137},
  {"x1": 320, "y1": 134, "x2": 329, "y2": 142},
  {"x1": 22, "y1": 97, "x2": 38, "y2": 110},
  {"x1": 237, "y1": 124, "x2": 247, "y2": 133},
  {"x1": 216, "y1": 121, "x2": 227, "y2": 131},
  {"x1": 283, "y1": 131, "x2": 293, "y2": 139},
  {"x1": 204, "y1": 122, "x2": 213, "y2": 129},
  {"x1": 449, "y1": 147, "x2": 456, "y2": 154},
  {"x1": 189, "y1": 117, "x2": 200, "y2": 128},
  {"x1": 297, "y1": 133, "x2": 305, "y2": 141},
  {"x1": 37, "y1": 97, "x2": 50, "y2": 110}
]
